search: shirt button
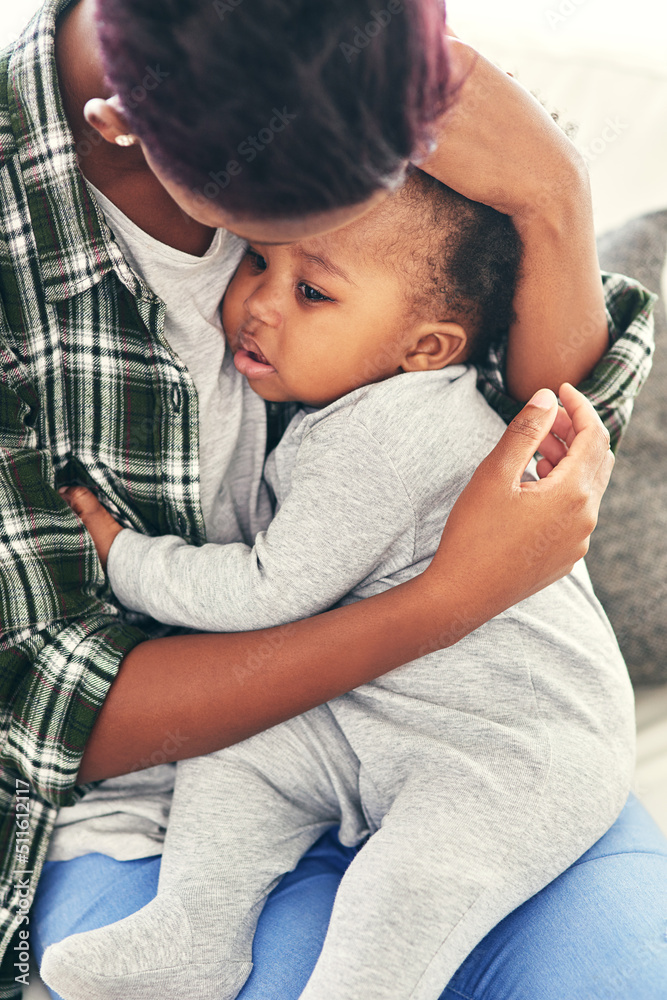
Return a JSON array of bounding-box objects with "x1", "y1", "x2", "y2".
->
[
  {"x1": 177, "y1": 513, "x2": 187, "y2": 535},
  {"x1": 171, "y1": 384, "x2": 182, "y2": 412}
]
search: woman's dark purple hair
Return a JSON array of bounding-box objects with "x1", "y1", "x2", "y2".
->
[{"x1": 94, "y1": 0, "x2": 451, "y2": 218}]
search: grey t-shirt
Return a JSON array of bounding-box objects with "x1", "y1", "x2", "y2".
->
[{"x1": 47, "y1": 184, "x2": 270, "y2": 862}]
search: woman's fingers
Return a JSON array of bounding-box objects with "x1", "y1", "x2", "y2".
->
[
  {"x1": 558, "y1": 382, "x2": 607, "y2": 435},
  {"x1": 531, "y1": 384, "x2": 613, "y2": 483},
  {"x1": 429, "y1": 383, "x2": 614, "y2": 619},
  {"x1": 547, "y1": 405, "x2": 575, "y2": 448},
  {"x1": 535, "y1": 456, "x2": 555, "y2": 478},
  {"x1": 485, "y1": 388, "x2": 560, "y2": 484},
  {"x1": 536, "y1": 431, "x2": 568, "y2": 472},
  {"x1": 592, "y1": 441, "x2": 616, "y2": 497},
  {"x1": 549, "y1": 383, "x2": 613, "y2": 487},
  {"x1": 534, "y1": 384, "x2": 614, "y2": 548}
]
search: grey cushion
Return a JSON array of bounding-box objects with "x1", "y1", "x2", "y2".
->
[{"x1": 586, "y1": 210, "x2": 667, "y2": 686}]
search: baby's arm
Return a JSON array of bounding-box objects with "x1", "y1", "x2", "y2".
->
[
  {"x1": 65, "y1": 417, "x2": 414, "y2": 633},
  {"x1": 59, "y1": 485, "x2": 124, "y2": 569}
]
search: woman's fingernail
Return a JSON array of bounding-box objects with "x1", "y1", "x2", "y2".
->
[
  {"x1": 531, "y1": 389, "x2": 555, "y2": 410},
  {"x1": 58, "y1": 487, "x2": 68, "y2": 494}
]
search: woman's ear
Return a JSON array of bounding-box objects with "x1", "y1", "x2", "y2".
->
[
  {"x1": 83, "y1": 96, "x2": 139, "y2": 147},
  {"x1": 400, "y1": 322, "x2": 468, "y2": 372}
]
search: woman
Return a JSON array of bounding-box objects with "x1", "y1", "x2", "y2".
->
[{"x1": 0, "y1": 0, "x2": 663, "y2": 997}]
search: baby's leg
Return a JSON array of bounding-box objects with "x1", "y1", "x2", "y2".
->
[
  {"x1": 298, "y1": 780, "x2": 498, "y2": 1000},
  {"x1": 299, "y1": 748, "x2": 623, "y2": 1000},
  {"x1": 42, "y1": 709, "x2": 361, "y2": 1000}
]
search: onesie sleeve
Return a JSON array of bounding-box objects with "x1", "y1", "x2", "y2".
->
[{"x1": 107, "y1": 415, "x2": 415, "y2": 632}]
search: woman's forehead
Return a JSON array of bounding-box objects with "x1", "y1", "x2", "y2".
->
[{"x1": 217, "y1": 189, "x2": 391, "y2": 245}]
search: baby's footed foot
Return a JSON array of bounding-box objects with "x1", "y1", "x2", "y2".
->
[{"x1": 40, "y1": 892, "x2": 252, "y2": 1000}]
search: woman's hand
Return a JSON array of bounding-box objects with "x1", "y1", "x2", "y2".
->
[
  {"x1": 426, "y1": 384, "x2": 613, "y2": 641},
  {"x1": 59, "y1": 486, "x2": 124, "y2": 570}
]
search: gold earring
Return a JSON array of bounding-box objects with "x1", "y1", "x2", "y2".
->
[{"x1": 115, "y1": 134, "x2": 137, "y2": 147}]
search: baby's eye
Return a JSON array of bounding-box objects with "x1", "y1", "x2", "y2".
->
[
  {"x1": 298, "y1": 282, "x2": 332, "y2": 303},
  {"x1": 246, "y1": 249, "x2": 267, "y2": 272}
]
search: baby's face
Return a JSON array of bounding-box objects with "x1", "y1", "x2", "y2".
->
[{"x1": 221, "y1": 223, "x2": 414, "y2": 408}]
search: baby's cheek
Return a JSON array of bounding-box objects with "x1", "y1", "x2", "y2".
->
[
  {"x1": 220, "y1": 286, "x2": 245, "y2": 348},
  {"x1": 224, "y1": 328, "x2": 240, "y2": 354}
]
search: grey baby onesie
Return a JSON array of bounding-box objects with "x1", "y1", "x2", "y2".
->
[{"x1": 52, "y1": 365, "x2": 636, "y2": 1000}]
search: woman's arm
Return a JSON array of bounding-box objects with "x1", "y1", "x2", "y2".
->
[
  {"x1": 78, "y1": 384, "x2": 613, "y2": 783},
  {"x1": 420, "y1": 38, "x2": 607, "y2": 400}
]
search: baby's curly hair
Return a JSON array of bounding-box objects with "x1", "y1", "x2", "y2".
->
[{"x1": 369, "y1": 169, "x2": 523, "y2": 365}]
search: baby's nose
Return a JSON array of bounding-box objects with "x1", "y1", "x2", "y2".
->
[{"x1": 245, "y1": 287, "x2": 282, "y2": 328}]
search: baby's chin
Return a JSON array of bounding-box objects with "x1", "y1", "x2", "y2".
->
[
  {"x1": 244, "y1": 378, "x2": 298, "y2": 404},
  {"x1": 245, "y1": 378, "x2": 335, "y2": 410}
]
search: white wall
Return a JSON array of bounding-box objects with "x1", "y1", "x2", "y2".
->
[
  {"x1": 6, "y1": 0, "x2": 663, "y2": 57},
  {"x1": 447, "y1": 0, "x2": 666, "y2": 66},
  {"x1": 0, "y1": 0, "x2": 42, "y2": 48},
  {"x1": 447, "y1": 0, "x2": 667, "y2": 234}
]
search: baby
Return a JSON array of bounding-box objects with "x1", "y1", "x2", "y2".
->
[{"x1": 43, "y1": 171, "x2": 635, "y2": 1000}]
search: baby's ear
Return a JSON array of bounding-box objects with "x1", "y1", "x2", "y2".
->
[{"x1": 400, "y1": 322, "x2": 468, "y2": 373}]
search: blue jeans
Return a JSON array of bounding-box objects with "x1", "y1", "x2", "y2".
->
[{"x1": 33, "y1": 794, "x2": 667, "y2": 999}]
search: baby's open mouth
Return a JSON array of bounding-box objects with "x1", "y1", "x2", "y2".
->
[{"x1": 234, "y1": 337, "x2": 277, "y2": 380}]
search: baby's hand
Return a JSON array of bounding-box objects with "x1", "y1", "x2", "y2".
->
[{"x1": 59, "y1": 486, "x2": 124, "y2": 571}]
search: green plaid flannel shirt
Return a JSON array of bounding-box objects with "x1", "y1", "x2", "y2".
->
[{"x1": 0, "y1": 0, "x2": 657, "y2": 994}]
